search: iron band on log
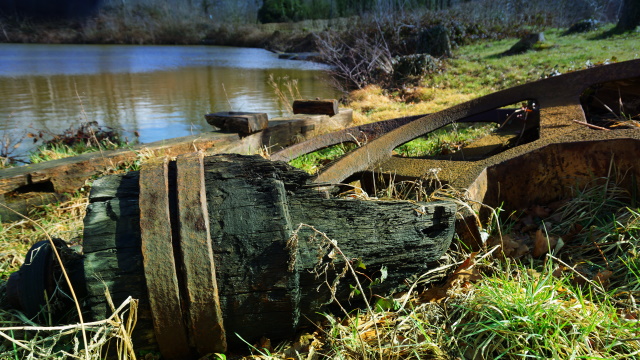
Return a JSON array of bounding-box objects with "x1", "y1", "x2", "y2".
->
[{"x1": 8, "y1": 153, "x2": 456, "y2": 359}]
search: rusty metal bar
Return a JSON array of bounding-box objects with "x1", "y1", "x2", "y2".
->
[
  {"x1": 270, "y1": 115, "x2": 420, "y2": 162},
  {"x1": 176, "y1": 151, "x2": 226, "y2": 354},
  {"x1": 270, "y1": 109, "x2": 530, "y2": 163},
  {"x1": 314, "y1": 59, "x2": 640, "y2": 185},
  {"x1": 139, "y1": 157, "x2": 192, "y2": 359}
]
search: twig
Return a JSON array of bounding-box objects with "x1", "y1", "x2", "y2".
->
[
  {"x1": 0, "y1": 296, "x2": 133, "y2": 332},
  {"x1": 221, "y1": 83, "x2": 234, "y2": 112},
  {"x1": 290, "y1": 223, "x2": 384, "y2": 359},
  {"x1": 0, "y1": 331, "x2": 32, "y2": 352},
  {"x1": 546, "y1": 254, "x2": 607, "y2": 296},
  {"x1": 572, "y1": 119, "x2": 611, "y2": 131}
]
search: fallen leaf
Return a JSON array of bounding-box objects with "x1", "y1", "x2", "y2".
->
[
  {"x1": 255, "y1": 337, "x2": 272, "y2": 353},
  {"x1": 455, "y1": 252, "x2": 478, "y2": 272},
  {"x1": 488, "y1": 234, "x2": 528, "y2": 259},
  {"x1": 514, "y1": 244, "x2": 530, "y2": 258},
  {"x1": 360, "y1": 329, "x2": 378, "y2": 342},
  {"x1": 452, "y1": 267, "x2": 483, "y2": 285},
  {"x1": 619, "y1": 309, "x2": 639, "y2": 322},
  {"x1": 417, "y1": 251, "x2": 487, "y2": 303},
  {"x1": 552, "y1": 266, "x2": 568, "y2": 278},
  {"x1": 533, "y1": 229, "x2": 557, "y2": 257},
  {"x1": 418, "y1": 285, "x2": 449, "y2": 303},
  {"x1": 593, "y1": 270, "x2": 613, "y2": 288}
]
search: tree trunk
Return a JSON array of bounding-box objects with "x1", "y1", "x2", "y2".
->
[{"x1": 615, "y1": 0, "x2": 640, "y2": 33}]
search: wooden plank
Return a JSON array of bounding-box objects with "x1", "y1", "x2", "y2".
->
[
  {"x1": 0, "y1": 132, "x2": 240, "y2": 195},
  {"x1": 218, "y1": 109, "x2": 354, "y2": 155},
  {"x1": 293, "y1": 99, "x2": 339, "y2": 116},
  {"x1": 176, "y1": 152, "x2": 226, "y2": 353},
  {"x1": 139, "y1": 157, "x2": 192, "y2": 359},
  {"x1": 205, "y1": 112, "x2": 268, "y2": 134}
]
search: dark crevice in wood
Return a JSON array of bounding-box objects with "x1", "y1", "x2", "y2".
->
[
  {"x1": 11, "y1": 179, "x2": 55, "y2": 194},
  {"x1": 166, "y1": 160, "x2": 193, "y2": 346}
]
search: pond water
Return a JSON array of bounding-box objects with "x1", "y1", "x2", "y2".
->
[{"x1": 0, "y1": 44, "x2": 337, "y2": 158}]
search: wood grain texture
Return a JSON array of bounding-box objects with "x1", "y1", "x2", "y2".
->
[
  {"x1": 82, "y1": 171, "x2": 158, "y2": 353},
  {"x1": 83, "y1": 153, "x2": 456, "y2": 356},
  {"x1": 293, "y1": 99, "x2": 339, "y2": 116},
  {"x1": 205, "y1": 112, "x2": 269, "y2": 134}
]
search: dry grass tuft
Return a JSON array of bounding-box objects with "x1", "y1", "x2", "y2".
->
[
  {"x1": 0, "y1": 194, "x2": 88, "y2": 278},
  {"x1": 0, "y1": 291, "x2": 138, "y2": 360}
]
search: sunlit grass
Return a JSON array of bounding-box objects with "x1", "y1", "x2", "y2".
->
[
  {"x1": 289, "y1": 142, "x2": 358, "y2": 174},
  {"x1": 348, "y1": 25, "x2": 640, "y2": 127},
  {"x1": 394, "y1": 123, "x2": 498, "y2": 158},
  {"x1": 430, "y1": 26, "x2": 640, "y2": 96},
  {"x1": 0, "y1": 193, "x2": 87, "y2": 279},
  {"x1": 452, "y1": 260, "x2": 640, "y2": 359}
]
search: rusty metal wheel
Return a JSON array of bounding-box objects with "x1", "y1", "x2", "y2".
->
[{"x1": 311, "y1": 59, "x2": 640, "y2": 187}]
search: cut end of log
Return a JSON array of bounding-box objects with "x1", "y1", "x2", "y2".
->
[{"x1": 293, "y1": 99, "x2": 339, "y2": 116}]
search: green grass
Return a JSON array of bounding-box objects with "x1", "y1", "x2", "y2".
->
[
  {"x1": 394, "y1": 123, "x2": 498, "y2": 158},
  {"x1": 452, "y1": 260, "x2": 640, "y2": 359},
  {"x1": 282, "y1": 192, "x2": 640, "y2": 359},
  {"x1": 429, "y1": 26, "x2": 640, "y2": 96},
  {"x1": 28, "y1": 141, "x2": 120, "y2": 164},
  {"x1": 0, "y1": 192, "x2": 87, "y2": 279},
  {"x1": 288, "y1": 124, "x2": 497, "y2": 173},
  {"x1": 289, "y1": 142, "x2": 358, "y2": 174}
]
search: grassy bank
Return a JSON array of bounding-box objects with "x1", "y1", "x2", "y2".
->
[
  {"x1": 347, "y1": 24, "x2": 640, "y2": 125},
  {"x1": 0, "y1": 3, "x2": 321, "y2": 52}
]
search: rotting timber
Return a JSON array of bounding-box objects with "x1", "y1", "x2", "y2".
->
[
  {"x1": 80, "y1": 153, "x2": 455, "y2": 357},
  {"x1": 0, "y1": 109, "x2": 353, "y2": 221}
]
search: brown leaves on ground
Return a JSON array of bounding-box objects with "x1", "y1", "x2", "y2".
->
[
  {"x1": 418, "y1": 252, "x2": 483, "y2": 303},
  {"x1": 551, "y1": 265, "x2": 614, "y2": 288},
  {"x1": 486, "y1": 202, "x2": 588, "y2": 260},
  {"x1": 486, "y1": 233, "x2": 530, "y2": 259},
  {"x1": 532, "y1": 229, "x2": 559, "y2": 257}
]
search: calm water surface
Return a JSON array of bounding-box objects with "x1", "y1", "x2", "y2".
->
[{"x1": 0, "y1": 44, "x2": 337, "y2": 157}]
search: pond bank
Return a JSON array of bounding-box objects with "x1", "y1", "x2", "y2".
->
[{"x1": 0, "y1": 13, "x2": 352, "y2": 54}]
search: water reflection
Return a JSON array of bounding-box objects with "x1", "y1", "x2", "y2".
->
[{"x1": 0, "y1": 44, "x2": 336, "y2": 156}]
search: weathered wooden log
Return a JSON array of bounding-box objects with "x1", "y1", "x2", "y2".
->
[
  {"x1": 0, "y1": 111, "x2": 352, "y2": 221},
  {"x1": 205, "y1": 111, "x2": 269, "y2": 134},
  {"x1": 293, "y1": 99, "x2": 339, "y2": 116},
  {"x1": 79, "y1": 153, "x2": 455, "y2": 359}
]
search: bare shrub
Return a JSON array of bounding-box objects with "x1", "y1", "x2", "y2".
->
[{"x1": 316, "y1": 23, "x2": 394, "y2": 91}]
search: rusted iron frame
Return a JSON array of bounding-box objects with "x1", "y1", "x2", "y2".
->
[
  {"x1": 271, "y1": 109, "x2": 526, "y2": 163},
  {"x1": 313, "y1": 59, "x2": 640, "y2": 185}
]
